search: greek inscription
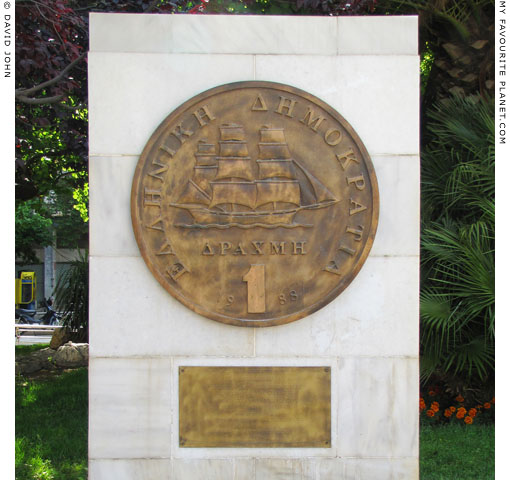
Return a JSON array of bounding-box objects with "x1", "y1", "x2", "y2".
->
[
  {"x1": 148, "y1": 160, "x2": 169, "y2": 182},
  {"x1": 144, "y1": 188, "x2": 162, "y2": 207},
  {"x1": 292, "y1": 241, "x2": 307, "y2": 255},
  {"x1": 336, "y1": 148, "x2": 359, "y2": 170},
  {"x1": 347, "y1": 174, "x2": 366, "y2": 191},
  {"x1": 201, "y1": 242, "x2": 215, "y2": 256},
  {"x1": 275, "y1": 95, "x2": 297, "y2": 118},
  {"x1": 251, "y1": 241, "x2": 264, "y2": 255},
  {"x1": 300, "y1": 107, "x2": 327, "y2": 132},
  {"x1": 193, "y1": 105, "x2": 216, "y2": 127},
  {"x1": 349, "y1": 199, "x2": 367, "y2": 216},
  {"x1": 252, "y1": 94, "x2": 268, "y2": 111},
  {"x1": 220, "y1": 242, "x2": 232, "y2": 255},
  {"x1": 146, "y1": 217, "x2": 164, "y2": 232},
  {"x1": 200, "y1": 241, "x2": 309, "y2": 256},
  {"x1": 271, "y1": 241, "x2": 286, "y2": 255},
  {"x1": 233, "y1": 244, "x2": 247, "y2": 256},
  {"x1": 338, "y1": 244, "x2": 356, "y2": 256},
  {"x1": 171, "y1": 123, "x2": 194, "y2": 144},
  {"x1": 159, "y1": 144, "x2": 177, "y2": 157},
  {"x1": 346, "y1": 225, "x2": 364, "y2": 242},
  {"x1": 324, "y1": 261, "x2": 342, "y2": 276},
  {"x1": 324, "y1": 128, "x2": 342, "y2": 146}
]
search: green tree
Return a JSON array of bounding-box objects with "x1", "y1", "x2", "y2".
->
[{"x1": 15, "y1": 200, "x2": 53, "y2": 264}]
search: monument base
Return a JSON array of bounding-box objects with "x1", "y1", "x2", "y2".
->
[{"x1": 89, "y1": 13, "x2": 420, "y2": 480}]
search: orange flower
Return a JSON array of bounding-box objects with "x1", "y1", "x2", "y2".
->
[
  {"x1": 419, "y1": 398, "x2": 426, "y2": 411},
  {"x1": 464, "y1": 416, "x2": 473, "y2": 424},
  {"x1": 484, "y1": 402, "x2": 491, "y2": 409},
  {"x1": 426, "y1": 409, "x2": 435, "y2": 417},
  {"x1": 444, "y1": 409, "x2": 452, "y2": 418},
  {"x1": 491, "y1": 397, "x2": 495, "y2": 404},
  {"x1": 449, "y1": 406, "x2": 456, "y2": 413},
  {"x1": 428, "y1": 390, "x2": 436, "y2": 397},
  {"x1": 431, "y1": 402, "x2": 439, "y2": 413},
  {"x1": 456, "y1": 409, "x2": 466, "y2": 419},
  {"x1": 455, "y1": 395, "x2": 464, "y2": 402},
  {"x1": 468, "y1": 408, "x2": 477, "y2": 417}
]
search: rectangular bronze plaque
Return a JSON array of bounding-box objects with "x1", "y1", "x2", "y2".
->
[{"x1": 179, "y1": 366, "x2": 331, "y2": 448}]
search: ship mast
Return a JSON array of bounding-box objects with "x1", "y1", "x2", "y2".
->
[
  {"x1": 211, "y1": 124, "x2": 254, "y2": 212},
  {"x1": 256, "y1": 126, "x2": 300, "y2": 211}
]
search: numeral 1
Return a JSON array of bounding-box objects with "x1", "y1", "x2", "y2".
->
[{"x1": 243, "y1": 264, "x2": 266, "y2": 313}]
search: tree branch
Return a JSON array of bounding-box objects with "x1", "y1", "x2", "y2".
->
[
  {"x1": 16, "y1": 94, "x2": 64, "y2": 105},
  {"x1": 15, "y1": 52, "x2": 87, "y2": 97},
  {"x1": 145, "y1": 0, "x2": 161, "y2": 12}
]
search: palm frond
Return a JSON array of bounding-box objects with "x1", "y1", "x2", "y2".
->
[{"x1": 54, "y1": 251, "x2": 89, "y2": 340}]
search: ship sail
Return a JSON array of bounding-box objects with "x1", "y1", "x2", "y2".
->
[
  {"x1": 292, "y1": 159, "x2": 337, "y2": 206},
  {"x1": 255, "y1": 180, "x2": 300, "y2": 208},
  {"x1": 219, "y1": 124, "x2": 245, "y2": 141},
  {"x1": 178, "y1": 179, "x2": 210, "y2": 206},
  {"x1": 255, "y1": 126, "x2": 301, "y2": 204},
  {"x1": 195, "y1": 140, "x2": 216, "y2": 166},
  {"x1": 258, "y1": 143, "x2": 291, "y2": 159},
  {"x1": 172, "y1": 123, "x2": 338, "y2": 227},
  {"x1": 216, "y1": 158, "x2": 255, "y2": 181},
  {"x1": 259, "y1": 127, "x2": 286, "y2": 144},
  {"x1": 209, "y1": 181, "x2": 257, "y2": 210},
  {"x1": 219, "y1": 141, "x2": 249, "y2": 157},
  {"x1": 215, "y1": 124, "x2": 254, "y2": 181},
  {"x1": 257, "y1": 159, "x2": 295, "y2": 180},
  {"x1": 193, "y1": 165, "x2": 217, "y2": 194}
]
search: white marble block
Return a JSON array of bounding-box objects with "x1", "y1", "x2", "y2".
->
[{"x1": 89, "y1": 13, "x2": 419, "y2": 480}]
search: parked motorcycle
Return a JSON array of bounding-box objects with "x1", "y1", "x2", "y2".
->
[{"x1": 15, "y1": 298, "x2": 61, "y2": 325}]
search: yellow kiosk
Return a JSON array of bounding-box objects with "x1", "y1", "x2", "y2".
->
[{"x1": 15, "y1": 271, "x2": 36, "y2": 310}]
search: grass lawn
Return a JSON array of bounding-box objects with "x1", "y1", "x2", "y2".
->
[
  {"x1": 420, "y1": 423, "x2": 495, "y2": 479},
  {"x1": 15, "y1": 367, "x2": 88, "y2": 480},
  {"x1": 15, "y1": 344, "x2": 51, "y2": 356},
  {"x1": 15, "y1": 360, "x2": 495, "y2": 479}
]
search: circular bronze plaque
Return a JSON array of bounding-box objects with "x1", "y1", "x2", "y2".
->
[{"x1": 131, "y1": 81, "x2": 378, "y2": 327}]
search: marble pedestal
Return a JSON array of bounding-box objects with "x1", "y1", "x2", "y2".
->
[{"x1": 88, "y1": 13, "x2": 420, "y2": 479}]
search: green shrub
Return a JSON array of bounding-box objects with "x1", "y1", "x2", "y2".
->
[{"x1": 420, "y1": 94, "x2": 494, "y2": 389}]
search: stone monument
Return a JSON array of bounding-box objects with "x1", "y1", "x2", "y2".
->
[{"x1": 89, "y1": 14, "x2": 419, "y2": 479}]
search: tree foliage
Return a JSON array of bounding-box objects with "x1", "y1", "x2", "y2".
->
[
  {"x1": 420, "y1": 94, "x2": 494, "y2": 385},
  {"x1": 15, "y1": 0, "x2": 88, "y2": 202},
  {"x1": 15, "y1": 200, "x2": 54, "y2": 264},
  {"x1": 15, "y1": 0, "x2": 187, "y2": 203}
]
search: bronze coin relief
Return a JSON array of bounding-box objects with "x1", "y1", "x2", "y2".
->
[{"x1": 131, "y1": 81, "x2": 379, "y2": 327}]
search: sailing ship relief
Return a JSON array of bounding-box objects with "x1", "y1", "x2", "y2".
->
[{"x1": 171, "y1": 123, "x2": 338, "y2": 228}]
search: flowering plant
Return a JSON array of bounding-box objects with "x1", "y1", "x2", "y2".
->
[{"x1": 419, "y1": 384, "x2": 495, "y2": 425}]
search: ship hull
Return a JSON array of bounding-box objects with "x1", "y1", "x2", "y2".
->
[
  {"x1": 188, "y1": 208, "x2": 297, "y2": 226},
  {"x1": 170, "y1": 200, "x2": 337, "y2": 227}
]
